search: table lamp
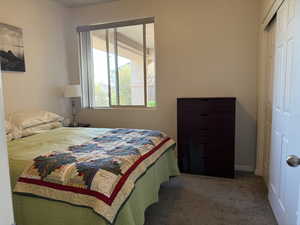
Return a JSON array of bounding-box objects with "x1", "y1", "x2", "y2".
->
[{"x1": 64, "y1": 84, "x2": 81, "y2": 127}]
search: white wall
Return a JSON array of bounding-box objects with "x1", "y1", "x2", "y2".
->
[
  {"x1": 68, "y1": 0, "x2": 260, "y2": 170},
  {"x1": 0, "y1": 0, "x2": 71, "y2": 118}
]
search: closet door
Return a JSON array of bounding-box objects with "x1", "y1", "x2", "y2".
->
[
  {"x1": 268, "y1": 0, "x2": 300, "y2": 224},
  {"x1": 0, "y1": 70, "x2": 15, "y2": 225}
]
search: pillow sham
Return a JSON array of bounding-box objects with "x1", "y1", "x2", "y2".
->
[
  {"x1": 5, "y1": 120, "x2": 22, "y2": 141},
  {"x1": 5, "y1": 120, "x2": 13, "y2": 134},
  {"x1": 21, "y1": 121, "x2": 62, "y2": 137},
  {"x1": 6, "y1": 133, "x2": 14, "y2": 142},
  {"x1": 8, "y1": 110, "x2": 63, "y2": 130}
]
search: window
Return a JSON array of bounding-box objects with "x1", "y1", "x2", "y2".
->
[{"x1": 78, "y1": 18, "x2": 156, "y2": 108}]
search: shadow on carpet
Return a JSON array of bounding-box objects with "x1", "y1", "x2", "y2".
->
[{"x1": 144, "y1": 173, "x2": 277, "y2": 225}]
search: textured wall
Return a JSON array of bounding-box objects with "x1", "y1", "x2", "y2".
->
[
  {"x1": 67, "y1": 0, "x2": 260, "y2": 170},
  {"x1": 0, "y1": 0, "x2": 71, "y2": 118}
]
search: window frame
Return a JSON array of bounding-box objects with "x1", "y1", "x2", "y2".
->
[{"x1": 78, "y1": 17, "x2": 156, "y2": 109}]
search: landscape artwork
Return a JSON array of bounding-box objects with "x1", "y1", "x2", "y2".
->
[{"x1": 0, "y1": 23, "x2": 25, "y2": 72}]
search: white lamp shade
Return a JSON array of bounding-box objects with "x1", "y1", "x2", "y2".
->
[{"x1": 64, "y1": 85, "x2": 82, "y2": 98}]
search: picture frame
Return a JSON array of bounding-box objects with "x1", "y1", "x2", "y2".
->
[{"x1": 0, "y1": 23, "x2": 25, "y2": 72}]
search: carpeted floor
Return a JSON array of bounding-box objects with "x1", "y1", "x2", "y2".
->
[{"x1": 144, "y1": 173, "x2": 277, "y2": 225}]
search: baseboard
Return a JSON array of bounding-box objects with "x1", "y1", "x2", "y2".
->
[{"x1": 235, "y1": 165, "x2": 255, "y2": 172}]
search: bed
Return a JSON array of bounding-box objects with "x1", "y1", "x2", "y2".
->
[{"x1": 8, "y1": 127, "x2": 179, "y2": 225}]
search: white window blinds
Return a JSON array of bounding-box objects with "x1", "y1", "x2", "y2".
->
[{"x1": 78, "y1": 17, "x2": 156, "y2": 108}]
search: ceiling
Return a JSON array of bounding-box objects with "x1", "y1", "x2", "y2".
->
[{"x1": 52, "y1": 0, "x2": 117, "y2": 8}]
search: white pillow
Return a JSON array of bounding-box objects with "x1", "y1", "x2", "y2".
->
[
  {"x1": 21, "y1": 121, "x2": 62, "y2": 137},
  {"x1": 6, "y1": 133, "x2": 14, "y2": 142},
  {"x1": 5, "y1": 120, "x2": 21, "y2": 141},
  {"x1": 5, "y1": 120, "x2": 13, "y2": 134},
  {"x1": 8, "y1": 110, "x2": 63, "y2": 130}
]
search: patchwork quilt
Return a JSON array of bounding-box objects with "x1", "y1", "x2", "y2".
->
[{"x1": 14, "y1": 128, "x2": 176, "y2": 224}]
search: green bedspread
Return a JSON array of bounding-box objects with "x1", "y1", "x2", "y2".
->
[{"x1": 8, "y1": 127, "x2": 179, "y2": 225}]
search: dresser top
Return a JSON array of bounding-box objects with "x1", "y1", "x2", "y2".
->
[{"x1": 177, "y1": 97, "x2": 236, "y2": 100}]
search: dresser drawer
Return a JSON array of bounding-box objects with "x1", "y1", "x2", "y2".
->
[
  {"x1": 211, "y1": 99, "x2": 236, "y2": 115},
  {"x1": 181, "y1": 114, "x2": 210, "y2": 131},
  {"x1": 178, "y1": 98, "x2": 211, "y2": 114},
  {"x1": 189, "y1": 158, "x2": 234, "y2": 178},
  {"x1": 208, "y1": 115, "x2": 235, "y2": 135}
]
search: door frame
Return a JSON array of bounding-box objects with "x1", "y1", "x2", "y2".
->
[{"x1": 256, "y1": 0, "x2": 285, "y2": 177}]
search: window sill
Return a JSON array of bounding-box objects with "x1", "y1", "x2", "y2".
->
[{"x1": 87, "y1": 107, "x2": 158, "y2": 111}]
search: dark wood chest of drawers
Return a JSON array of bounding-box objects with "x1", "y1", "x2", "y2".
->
[{"x1": 177, "y1": 98, "x2": 236, "y2": 178}]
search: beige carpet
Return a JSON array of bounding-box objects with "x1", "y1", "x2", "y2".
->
[{"x1": 145, "y1": 173, "x2": 277, "y2": 225}]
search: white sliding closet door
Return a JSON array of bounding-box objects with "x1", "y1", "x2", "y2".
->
[
  {"x1": 268, "y1": 0, "x2": 300, "y2": 224},
  {"x1": 0, "y1": 69, "x2": 15, "y2": 225}
]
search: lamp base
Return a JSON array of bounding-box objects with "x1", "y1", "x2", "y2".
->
[{"x1": 71, "y1": 99, "x2": 78, "y2": 127}]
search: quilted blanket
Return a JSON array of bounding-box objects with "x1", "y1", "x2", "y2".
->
[{"x1": 14, "y1": 128, "x2": 176, "y2": 224}]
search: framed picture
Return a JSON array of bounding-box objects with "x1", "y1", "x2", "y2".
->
[{"x1": 0, "y1": 23, "x2": 25, "y2": 72}]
